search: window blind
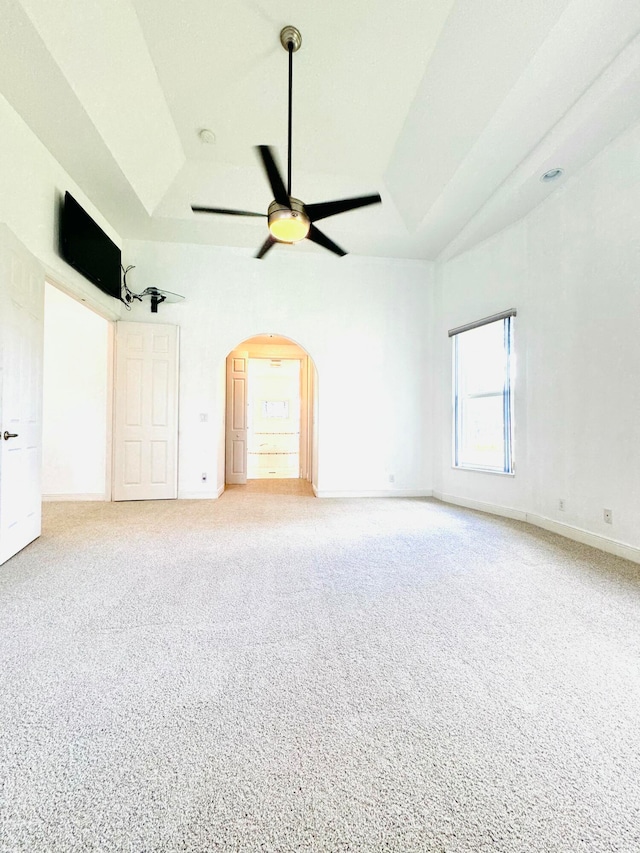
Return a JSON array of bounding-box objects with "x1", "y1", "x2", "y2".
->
[{"x1": 448, "y1": 308, "x2": 517, "y2": 338}]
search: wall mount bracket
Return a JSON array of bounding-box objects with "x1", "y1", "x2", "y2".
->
[{"x1": 121, "y1": 265, "x2": 185, "y2": 313}]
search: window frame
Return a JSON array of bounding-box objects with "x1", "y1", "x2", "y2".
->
[{"x1": 452, "y1": 314, "x2": 515, "y2": 475}]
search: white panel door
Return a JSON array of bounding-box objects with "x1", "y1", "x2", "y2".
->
[
  {"x1": 113, "y1": 322, "x2": 179, "y2": 500},
  {"x1": 225, "y1": 351, "x2": 248, "y2": 484},
  {"x1": 0, "y1": 226, "x2": 44, "y2": 565}
]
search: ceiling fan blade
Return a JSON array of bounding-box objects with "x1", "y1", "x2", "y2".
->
[
  {"x1": 191, "y1": 205, "x2": 266, "y2": 217},
  {"x1": 255, "y1": 235, "x2": 277, "y2": 259},
  {"x1": 306, "y1": 225, "x2": 347, "y2": 257},
  {"x1": 257, "y1": 145, "x2": 289, "y2": 206},
  {"x1": 305, "y1": 193, "x2": 382, "y2": 223}
]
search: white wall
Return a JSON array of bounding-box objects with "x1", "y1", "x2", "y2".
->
[
  {"x1": 120, "y1": 244, "x2": 434, "y2": 498},
  {"x1": 42, "y1": 284, "x2": 110, "y2": 499},
  {"x1": 434, "y1": 117, "x2": 640, "y2": 556},
  {"x1": 0, "y1": 39, "x2": 433, "y2": 507},
  {"x1": 311, "y1": 361, "x2": 319, "y2": 492},
  {"x1": 0, "y1": 92, "x2": 124, "y2": 319},
  {"x1": 0, "y1": 91, "x2": 121, "y2": 502}
]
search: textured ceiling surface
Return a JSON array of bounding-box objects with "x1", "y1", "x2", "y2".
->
[{"x1": 2, "y1": 0, "x2": 640, "y2": 259}]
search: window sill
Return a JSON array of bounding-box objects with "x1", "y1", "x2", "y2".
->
[{"x1": 452, "y1": 465, "x2": 515, "y2": 477}]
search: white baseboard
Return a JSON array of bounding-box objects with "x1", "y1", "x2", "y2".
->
[
  {"x1": 314, "y1": 489, "x2": 433, "y2": 499},
  {"x1": 432, "y1": 491, "x2": 527, "y2": 521},
  {"x1": 526, "y1": 513, "x2": 640, "y2": 564},
  {"x1": 42, "y1": 493, "x2": 107, "y2": 502},
  {"x1": 433, "y1": 491, "x2": 640, "y2": 565}
]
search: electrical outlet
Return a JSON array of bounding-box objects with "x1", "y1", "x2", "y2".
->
[
  {"x1": 388, "y1": 474, "x2": 395, "y2": 484},
  {"x1": 558, "y1": 498, "x2": 565, "y2": 511},
  {"x1": 604, "y1": 508, "x2": 612, "y2": 524},
  {"x1": 201, "y1": 472, "x2": 207, "y2": 482}
]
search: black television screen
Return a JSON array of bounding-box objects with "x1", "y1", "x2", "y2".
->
[{"x1": 61, "y1": 192, "x2": 122, "y2": 300}]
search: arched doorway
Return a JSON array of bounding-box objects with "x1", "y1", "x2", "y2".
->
[{"x1": 225, "y1": 335, "x2": 317, "y2": 489}]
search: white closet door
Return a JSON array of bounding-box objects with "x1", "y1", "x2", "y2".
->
[
  {"x1": 112, "y1": 322, "x2": 179, "y2": 501},
  {"x1": 0, "y1": 226, "x2": 44, "y2": 565}
]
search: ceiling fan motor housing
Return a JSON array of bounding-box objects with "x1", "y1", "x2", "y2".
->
[{"x1": 268, "y1": 197, "x2": 310, "y2": 243}]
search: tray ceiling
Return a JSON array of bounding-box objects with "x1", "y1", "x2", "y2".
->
[{"x1": 2, "y1": 0, "x2": 640, "y2": 260}]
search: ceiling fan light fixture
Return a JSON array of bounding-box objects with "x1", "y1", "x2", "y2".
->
[{"x1": 268, "y1": 198, "x2": 310, "y2": 243}]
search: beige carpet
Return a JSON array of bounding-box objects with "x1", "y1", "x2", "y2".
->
[{"x1": 1, "y1": 491, "x2": 639, "y2": 852}]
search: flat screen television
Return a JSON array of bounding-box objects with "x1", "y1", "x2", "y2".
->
[{"x1": 60, "y1": 191, "x2": 122, "y2": 300}]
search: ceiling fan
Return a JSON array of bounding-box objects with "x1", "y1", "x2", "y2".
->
[{"x1": 192, "y1": 26, "x2": 382, "y2": 259}]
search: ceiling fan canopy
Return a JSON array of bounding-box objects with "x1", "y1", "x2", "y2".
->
[{"x1": 191, "y1": 25, "x2": 382, "y2": 259}]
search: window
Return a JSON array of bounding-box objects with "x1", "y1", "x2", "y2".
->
[{"x1": 451, "y1": 312, "x2": 514, "y2": 473}]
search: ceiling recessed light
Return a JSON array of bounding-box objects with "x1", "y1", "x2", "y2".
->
[
  {"x1": 540, "y1": 168, "x2": 564, "y2": 183},
  {"x1": 198, "y1": 128, "x2": 216, "y2": 145}
]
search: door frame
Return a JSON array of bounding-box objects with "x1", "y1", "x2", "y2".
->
[
  {"x1": 42, "y1": 278, "x2": 116, "y2": 501},
  {"x1": 224, "y1": 336, "x2": 316, "y2": 485}
]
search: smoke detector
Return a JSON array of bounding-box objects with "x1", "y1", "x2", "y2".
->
[{"x1": 199, "y1": 129, "x2": 216, "y2": 145}]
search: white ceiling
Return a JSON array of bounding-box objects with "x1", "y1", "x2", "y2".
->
[{"x1": 2, "y1": 0, "x2": 640, "y2": 260}]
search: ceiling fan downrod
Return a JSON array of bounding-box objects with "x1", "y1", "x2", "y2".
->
[
  {"x1": 190, "y1": 23, "x2": 382, "y2": 259},
  {"x1": 280, "y1": 26, "x2": 301, "y2": 197}
]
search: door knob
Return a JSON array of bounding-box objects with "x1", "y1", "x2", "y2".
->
[{"x1": 3, "y1": 431, "x2": 18, "y2": 440}]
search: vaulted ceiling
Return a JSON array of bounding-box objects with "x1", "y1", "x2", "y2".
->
[{"x1": 2, "y1": 0, "x2": 640, "y2": 260}]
